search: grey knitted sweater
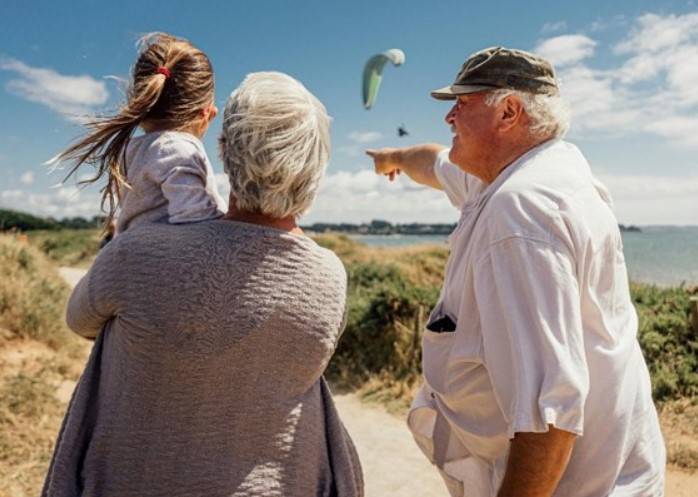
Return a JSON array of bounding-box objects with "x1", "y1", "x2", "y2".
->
[{"x1": 42, "y1": 220, "x2": 363, "y2": 497}]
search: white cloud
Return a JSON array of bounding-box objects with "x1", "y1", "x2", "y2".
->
[
  {"x1": 348, "y1": 131, "x2": 382, "y2": 143},
  {"x1": 534, "y1": 35, "x2": 597, "y2": 67},
  {"x1": 0, "y1": 57, "x2": 109, "y2": 121},
  {"x1": 615, "y1": 53, "x2": 662, "y2": 84},
  {"x1": 301, "y1": 168, "x2": 698, "y2": 225},
  {"x1": 337, "y1": 131, "x2": 384, "y2": 157},
  {"x1": 19, "y1": 171, "x2": 34, "y2": 184},
  {"x1": 662, "y1": 46, "x2": 698, "y2": 105},
  {"x1": 302, "y1": 169, "x2": 458, "y2": 224},
  {"x1": 614, "y1": 13, "x2": 698, "y2": 54},
  {"x1": 541, "y1": 21, "x2": 567, "y2": 34},
  {"x1": 643, "y1": 116, "x2": 698, "y2": 148},
  {"x1": 534, "y1": 12, "x2": 698, "y2": 148},
  {"x1": 4, "y1": 168, "x2": 695, "y2": 227},
  {"x1": 612, "y1": 13, "x2": 698, "y2": 106},
  {"x1": 336, "y1": 145, "x2": 362, "y2": 157},
  {"x1": 589, "y1": 15, "x2": 627, "y2": 33},
  {"x1": 0, "y1": 185, "x2": 102, "y2": 219}
]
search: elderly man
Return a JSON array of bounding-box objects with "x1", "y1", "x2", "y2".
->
[{"x1": 367, "y1": 47, "x2": 665, "y2": 497}]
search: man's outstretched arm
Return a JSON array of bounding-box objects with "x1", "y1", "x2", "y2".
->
[
  {"x1": 497, "y1": 426, "x2": 577, "y2": 497},
  {"x1": 366, "y1": 144, "x2": 446, "y2": 190}
]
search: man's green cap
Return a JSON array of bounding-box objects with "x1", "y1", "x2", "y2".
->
[{"x1": 431, "y1": 46, "x2": 559, "y2": 99}]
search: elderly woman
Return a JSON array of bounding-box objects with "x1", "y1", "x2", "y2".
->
[{"x1": 42, "y1": 72, "x2": 363, "y2": 497}]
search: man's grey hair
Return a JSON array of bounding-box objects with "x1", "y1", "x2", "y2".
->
[
  {"x1": 484, "y1": 88, "x2": 570, "y2": 139},
  {"x1": 218, "y1": 71, "x2": 331, "y2": 219}
]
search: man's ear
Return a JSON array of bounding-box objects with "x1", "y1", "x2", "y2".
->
[{"x1": 498, "y1": 95, "x2": 525, "y2": 132}]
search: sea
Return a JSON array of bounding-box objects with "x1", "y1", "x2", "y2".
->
[{"x1": 349, "y1": 226, "x2": 698, "y2": 287}]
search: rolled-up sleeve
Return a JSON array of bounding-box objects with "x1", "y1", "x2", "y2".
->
[{"x1": 433, "y1": 149, "x2": 471, "y2": 209}]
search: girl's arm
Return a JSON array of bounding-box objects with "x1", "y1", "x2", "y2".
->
[{"x1": 161, "y1": 157, "x2": 224, "y2": 224}]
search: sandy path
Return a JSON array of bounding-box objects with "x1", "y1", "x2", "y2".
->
[
  {"x1": 57, "y1": 267, "x2": 695, "y2": 497},
  {"x1": 331, "y1": 390, "x2": 448, "y2": 496},
  {"x1": 58, "y1": 267, "x2": 89, "y2": 287}
]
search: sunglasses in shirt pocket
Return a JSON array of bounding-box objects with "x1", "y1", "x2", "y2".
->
[{"x1": 426, "y1": 314, "x2": 457, "y2": 333}]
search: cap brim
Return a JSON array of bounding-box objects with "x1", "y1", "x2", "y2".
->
[{"x1": 430, "y1": 84, "x2": 497, "y2": 100}]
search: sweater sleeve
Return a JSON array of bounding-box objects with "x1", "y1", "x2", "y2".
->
[{"x1": 65, "y1": 244, "x2": 121, "y2": 338}]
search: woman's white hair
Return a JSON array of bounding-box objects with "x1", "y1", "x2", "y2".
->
[
  {"x1": 218, "y1": 71, "x2": 331, "y2": 218},
  {"x1": 484, "y1": 88, "x2": 571, "y2": 139}
]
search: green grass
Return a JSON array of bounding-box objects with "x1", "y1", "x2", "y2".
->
[{"x1": 26, "y1": 229, "x2": 101, "y2": 267}]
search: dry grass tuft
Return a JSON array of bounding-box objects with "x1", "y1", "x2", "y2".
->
[
  {"x1": 0, "y1": 234, "x2": 90, "y2": 497},
  {"x1": 0, "y1": 235, "x2": 71, "y2": 348},
  {"x1": 312, "y1": 233, "x2": 448, "y2": 287},
  {"x1": 660, "y1": 399, "x2": 698, "y2": 472}
]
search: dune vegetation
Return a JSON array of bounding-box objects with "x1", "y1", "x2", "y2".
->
[
  {"x1": 313, "y1": 234, "x2": 698, "y2": 404},
  {"x1": 315, "y1": 233, "x2": 698, "y2": 470},
  {"x1": 0, "y1": 230, "x2": 696, "y2": 496},
  {"x1": 0, "y1": 233, "x2": 91, "y2": 497}
]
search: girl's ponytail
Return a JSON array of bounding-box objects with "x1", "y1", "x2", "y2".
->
[{"x1": 52, "y1": 32, "x2": 214, "y2": 225}]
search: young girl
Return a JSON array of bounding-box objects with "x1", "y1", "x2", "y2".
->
[{"x1": 53, "y1": 32, "x2": 226, "y2": 235}]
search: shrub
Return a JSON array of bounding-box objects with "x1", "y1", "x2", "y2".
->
[
  {"x1": 327, "y1": 261, "x2": 439, "y2": 399},
  {"x1": 26, "y1": 229, "x2": 101, "y2": 267},
  {"x1": 632, "y1": 283, "x2": 698, "y2": 402},
  {"x1": 324, "y1": 236, "x2": 698, "y2": 409},
  {"x1": 0, "y1": 235, "x2": 72, "y2": 348}
]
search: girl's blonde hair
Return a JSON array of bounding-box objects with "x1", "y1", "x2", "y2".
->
[{"x1": 54, "y1": 32, "x2": 214, "y2": 224}]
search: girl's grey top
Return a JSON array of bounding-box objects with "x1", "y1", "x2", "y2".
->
[
  {"x1": 42, "y1": 220, "x2": 363, "y2": 497},
  {"x1": 116, "y1": 131, "x2": 226, "y2": 235}
]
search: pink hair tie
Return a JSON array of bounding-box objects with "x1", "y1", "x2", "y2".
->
[{"x1": 155, "y1": 67, "x2": 171, "y2": 78}]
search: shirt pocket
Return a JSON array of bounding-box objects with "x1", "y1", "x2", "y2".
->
[{"x1": 422, "y1": 323, "x2": 457, "y2": 393}]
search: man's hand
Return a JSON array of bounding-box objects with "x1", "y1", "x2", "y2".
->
[
  {"x1": 497, "y1": 426, "x2": 577, "y2": 497},
  {"x1": 366, "y1": 148, "x2": 403, "y2": 181},
  {"x1": 365, "y1": 144, "x2": 447, "y2": 190}
]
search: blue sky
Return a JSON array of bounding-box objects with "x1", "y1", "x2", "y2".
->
[{"x1": 1, "y1": 0, "x2": 697, "y2": 225}]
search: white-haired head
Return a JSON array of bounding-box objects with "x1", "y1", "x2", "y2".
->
[
  {"x1": 484, "y1": 88, "x2": 570, "y2": 139},
  {"x1": 218, "y1": 71, "x2": 331, "y2": 218}
]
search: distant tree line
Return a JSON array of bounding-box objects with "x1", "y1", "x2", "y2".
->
[
  {"x1": 306, "y1": 220, "x2": 642, "y2": 235},
  {"x1": 0, "y1": 209, "x2": 103, "y2": 231},
  {"x1": 1, "y1": 208, "x2": 641, "y2": 235},
  {"x1": 302, "y1": 219, "x2": 457, "y2": 235}
]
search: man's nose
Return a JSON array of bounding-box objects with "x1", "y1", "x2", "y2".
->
[{"x1": 445, "y1": 105, "x2": 456, "y2": 124}]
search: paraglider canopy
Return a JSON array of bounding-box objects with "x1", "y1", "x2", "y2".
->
[{"x1": 362, "y1": 48, "x2": 405, "y2": 110}]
